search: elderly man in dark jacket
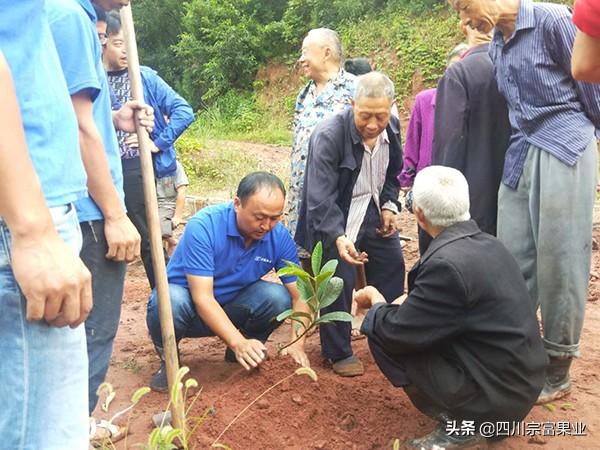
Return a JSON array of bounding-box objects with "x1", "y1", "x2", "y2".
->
[
  {"x1": 432, "y1": 25, "x2": 510, "y2": 237},
  {"x1": 295, "y1": 72, "x2": 405, "y2": 377},
  {"x1": 357, "y1": 166, "x2": 547, "y2": 449}
]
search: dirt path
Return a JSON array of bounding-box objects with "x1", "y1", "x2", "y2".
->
[{"x1": 96, "y1": 145, "x2": 600, "y2": 449}]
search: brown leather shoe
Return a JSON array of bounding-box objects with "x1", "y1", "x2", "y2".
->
[{"x1": 332, "y1": 355, "x2": 364, "y2": 377}]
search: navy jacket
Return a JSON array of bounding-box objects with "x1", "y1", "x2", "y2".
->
[
  {"x1": 295, "y1": 108, "x2": 403, "y2": 252},
  {"x1": 140, "y1": 66, "x2": 194, "y2": 178},
  {"x1": 432, "y1": 44, "x2": 510, "y2": 236},
  {"x1": 362, "y1": 220, "x2": 547, "y2": 423}
]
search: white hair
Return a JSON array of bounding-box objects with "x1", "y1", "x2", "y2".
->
[
  {"x1": 306, "y1": 28, "x2": 343, "y2": 63},
  {"x1": 354, "y1": 71, "x2": 395, "y2": 102},
  {"x1": 412, "y1": 166, "x2": 471, "y2": 228}
]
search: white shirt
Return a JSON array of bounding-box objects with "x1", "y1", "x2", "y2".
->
[{"x1": 345, "y1": 129, "x2": 397, "y2": 242}]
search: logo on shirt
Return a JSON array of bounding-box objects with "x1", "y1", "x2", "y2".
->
[{"x1": 255, "y1": 256, "x2": 273, "y2": 264}]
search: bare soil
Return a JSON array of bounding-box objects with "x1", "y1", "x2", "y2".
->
[{"x1": 97, "y1": 144, "x2": 600, "y2": 450}]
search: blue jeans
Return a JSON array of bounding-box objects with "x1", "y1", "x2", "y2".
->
[
  {"x1": 81, "y1": 220, "x2": 127, "y2": 414},
  {"x1": 146, "y1": 280, "x2": 291, "y2": 350},
  {"x1": 0, "y1": 204, "x2": 88, "y2": 450}
]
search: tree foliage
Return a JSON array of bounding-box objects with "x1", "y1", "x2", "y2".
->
[{"x1": 131, "y1": 0, "x2": 572, "y2": 109}]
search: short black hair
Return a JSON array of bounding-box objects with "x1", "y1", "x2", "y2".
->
[
  {"x1": 93, "y1": 4, "x2": 107, "y2": 23},
  {"x1": 237, "y1": 172, "x2": 286, "y2": 204},
  {"x1": 106, "y1": 10, "x2": 122, "y2": 37},
  {"x1": 344, "y1": 57, "x2": 372, "y2": 76}
]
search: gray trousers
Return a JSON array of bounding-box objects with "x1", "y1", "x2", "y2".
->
[{"x1": 497, "y1": 139, "x2": 598, "y2": 358}]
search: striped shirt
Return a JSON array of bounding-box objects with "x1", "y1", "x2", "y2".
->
[
  {"x1": 489, "y1": 0, "x2": 600, "y2": 188},
  {"x1": 345, "y1": 130, "x2": 397, "y2": 242}
]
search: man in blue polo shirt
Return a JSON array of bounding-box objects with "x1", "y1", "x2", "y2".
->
[
  {"x1": 147, "y1": 172, "x2": 309, "y2": 391},
  {"x1": 0, "y1": 2, "x2": 92, "y2": 447},
  {"x1": 46, "y1": 0, "x2": 154, "y2": 441}
]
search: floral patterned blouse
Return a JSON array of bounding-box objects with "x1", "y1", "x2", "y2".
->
[{"x1": 287, "y1": 69, "x2": 356, "y2": 241}]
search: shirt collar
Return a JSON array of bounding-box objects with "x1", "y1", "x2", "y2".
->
[
  {"x1": 226, "y1": 203, "x2": 242, "y2": 238},
  {"x1": 78, "y1": 0, "x2": 97, "y2": 22},
  {"x1": 515, "y1": 0, "x2": 536, "y2": 32}
]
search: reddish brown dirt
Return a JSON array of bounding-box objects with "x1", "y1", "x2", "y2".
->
[{"x1": 94, "y1": 206, "x2": 600, "y2": 449}]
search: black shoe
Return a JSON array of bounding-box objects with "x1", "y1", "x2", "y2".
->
[
  {"x1": 150, "y1": 359, "x2": 168, "y2": 392},
  {"x1": 408, "y1": 424, "x2": 488, "y2": 449},
  {"x1": 536, "y1": 357, "x2": 572, "y2": 404},
  {"x1": 225, "y1": 347, "x2": 237, "y2": 363}
]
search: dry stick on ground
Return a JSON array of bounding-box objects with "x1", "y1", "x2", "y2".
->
[{"x1": 119, "y1": 3, "x2": 185, "y2": 432}]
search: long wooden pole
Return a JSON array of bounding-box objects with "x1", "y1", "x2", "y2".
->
[{"x1": 120, "y1": 4, "x2": 185, "y2": 432}]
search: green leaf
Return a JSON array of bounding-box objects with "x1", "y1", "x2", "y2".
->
[
  {"x1": 318, "y1": 276, "x2": 344, "y2": 310},
  {"x1": 164, "y1": 427, "x2": 184, "y2": 444},
  {"x1": 318, "y1": 259, "x2": 338, "y2": 277},
  {"x1": 275, "y1": 308, "x2": 294, "y2": 322},
  {"x1": 311, "y1": 241, "x2": 323, "y2": 277},
  {"x1": 131, "y1": 386, "x2": 151, "y2": 404},
  {"x1": 297, "y1": 276, "x2": 314, "y2": 301},
  {"x1": 316, "y1": 311, "x2": 353, "y2": 324},
  {"x1": 543, "y1": 403, "x2": 556, "y2": 412},
  {"x1": 276, "y1": 265, "x2": 309, "y2": 281},
  {"x1": 102, "y1": 391, "x2": 116, "y2": 413},
  {"x1": 393, "y1": 439, "x2": 401, "y2": 450}
]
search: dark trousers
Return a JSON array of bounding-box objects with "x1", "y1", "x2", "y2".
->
[
  {"x1": 80, "y1": 220, "x2": 127, "y2": 414},
  {"x1": 368, "y1": 338, "x2": 448, "y2": 421},
  {"x1": 321, "y1": 202, "x2": 405, "y2": 361},
  {"x1": 122, "y1": 157, "x2": 155, "y2": 289}
]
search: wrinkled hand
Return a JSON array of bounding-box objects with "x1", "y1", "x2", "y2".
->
[
  {"x1": 11, "y1": 231, "x2": 92, "y2": 328},
  {"x1": 354, "y1": 286, "x2": 386, "y2": 309},
  {"x1": 376, "y1": 209, "x2": 397, "y2": 238},
  {"x1": 104, "y1": 214, "x2": 141, "y2": 262},
  {"x1": 281, "y1": 343, "x2": 310, "y2": 367},
  {"x1": 114, "y1": 100, "x2": 154, "y2": 134},
  {"x1": 232, "y1": 338, "x2": 267, "y2": 370},
  {"x1": 335, "y1": 235, "x2": 368, "y2": 266}
]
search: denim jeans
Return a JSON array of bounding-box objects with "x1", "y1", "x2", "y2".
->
[
  {"x1": 80, "y1": 220, "x2": 127, "y2": 414},
  {"x1": 146, "y1": 280, "x2": 291, "y2": 350},
  {"x1": 0, "y1": 204, "x2": 88, "y2": 450}
]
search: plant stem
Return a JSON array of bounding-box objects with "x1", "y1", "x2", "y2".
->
[
  {"x1": 211, "y1": 372, "x2": 296, "y2": 447},
  {"x1": 277, "y1": 324, "x2": 316, "y2": 353}
]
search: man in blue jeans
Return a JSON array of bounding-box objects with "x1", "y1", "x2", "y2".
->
[
  {"x1": 46, "y1": 0, "x2": 154, "y2": 443},
  {"x1": 147, "y1": 172, "x2": 310, "y2": 391},
  {"x1": 0, "y1": 3, "x2": 92, "y2": 448}
]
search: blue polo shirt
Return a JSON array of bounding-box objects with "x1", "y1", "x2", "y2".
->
[
  {"x1": 0, "y1": 1, "x2": 87, "y2": 207},
  {"x1": 47, "y1": 0, "x2": 125, "y2": 222},
  {"x1": 167, "y1": 202, "x2": 299, "y2": 304}
]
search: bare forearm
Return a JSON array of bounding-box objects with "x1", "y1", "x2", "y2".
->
[
  {"x1": 174, "y1": 186, "x2": 187, "y2": 219},
  {"x1": 194, "y1": 296, "x2": 245, "y2": 347},
  {"x1": 78, "y1": 128, "x2": 126, "y2": 220},
  {"x1": 0, "y1": 54, "x2": 55, "y2": 239}
]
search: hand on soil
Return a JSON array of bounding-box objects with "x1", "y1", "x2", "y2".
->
[
  {"x1": 11, "y1": 230, "x2": 92, "y2": 328},
  {"x1": 104, "y1": 215, "x2": 141, "y2": 262},
  {"x1": 233, "y1": 338, "x2": 267, "y2": 370},
  {"x1": 281, "y1": 343, "x2": 310, "y2": 368}
]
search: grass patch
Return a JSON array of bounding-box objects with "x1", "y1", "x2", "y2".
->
[
  {"x1": 188, "y1": 91, "x2": 293, "y2": 146},
  {"x1": 177, "y1": 133, "x2": 262, "y2": 197},
  {"x1": 120, "y1": 355, "x2": 145, "y2": 375}
]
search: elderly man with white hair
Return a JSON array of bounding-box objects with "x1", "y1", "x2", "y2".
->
[
  {"x1": 287, "y1": 27, "x2": 356, "y2": 242},
  {"x1": 356, "y1": 166, "x2": 547, "y2": 449},
  {"x1": 295, "y1": 72, "x2": 405, "y2": 377}
]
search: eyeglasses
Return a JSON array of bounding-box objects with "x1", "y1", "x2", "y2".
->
[{"x1": 98, "y1": 32, "x2": 108, "y2": 45}]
